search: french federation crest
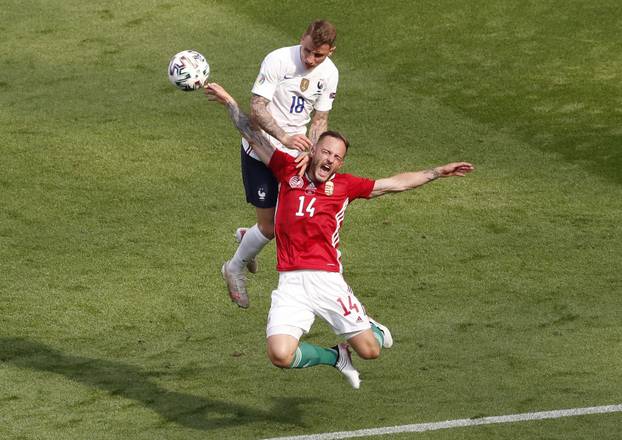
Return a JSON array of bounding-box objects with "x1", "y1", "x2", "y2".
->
[{"x1": 300, "y1": 78, "x2": 309, "y2": 92}]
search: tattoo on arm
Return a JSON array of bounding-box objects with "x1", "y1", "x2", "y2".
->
[
  {"x1": 308, "y1": 111, "x2": 329, "y2": 145},
  {"x1": 250, "y1": 95, "x2": 288, "y2": 142},
  {"x1": 226, "y1": 100, "x2": 274, "y2": 160},
  {"x1": 425, "y1": 168, "x2": 441, "y2": 181}
]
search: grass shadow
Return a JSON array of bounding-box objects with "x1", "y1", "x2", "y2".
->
[{"x1": 0, "y1": 337, "x2": 312, "y2": 431}]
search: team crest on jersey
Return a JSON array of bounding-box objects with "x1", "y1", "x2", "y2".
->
[
  {"x1": 300, "y1": 78, "x2": 309, "y2": 92},
  {"x1": 317, "y1": 80, "x2": 325, "y2": 90},
  {"x1": 289, "y1": 175, "x2": 304, "y2": 189},
  {"x1": 325, "y1": 181, "x2": 334, "y2": 196}
]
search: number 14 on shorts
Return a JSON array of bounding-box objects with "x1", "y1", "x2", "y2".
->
[{"x1": 337, "y1": 294, "x2": 360, "y2": 317}]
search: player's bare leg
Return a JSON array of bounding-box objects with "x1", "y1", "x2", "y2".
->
[
  {"x1": 267, "y1": 333, "x2": 361, "y2": 389},
  {"x1": 347, "y1": 330, "x2": 381, "y2": 359},
  {"x1": 255, "y1": 207, "x2": 276, "y2": 240},
  {"x1": 348, "y1": 318, "x2": 393, "y2": 359},
  {"x1": 368, "y1": 317, "x2": 394, "y2": 348},
  {"x1": 267, "y1": 334, "x2": 300, "y2": 368}
]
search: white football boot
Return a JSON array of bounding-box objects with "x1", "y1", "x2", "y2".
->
[
  {"x1": 368, "y1": 317, "x2": 393, "y2": 348},
  {"x1": 334, "y1": 343, "x2": 361, "y2": 389},
  {"x1": 221, "y1": 260, "x2": 249, "y2": 309},
  {"x1": 235, "y1": 228, "x2": 258, "y2": 274}
]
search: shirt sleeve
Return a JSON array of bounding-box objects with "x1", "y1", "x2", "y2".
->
[
  {"x1": 314, "y1": 68, "x2": 339, "y2": 112},
  {"x1": 268, "y1": 150, "x2": 296, "y2": 183},
  {"x1": 251, "y1": 51, "x2": 281, "y2": 101},
  {"x1": 345, "y1": 174, "x2": 375, "y2": 200}
]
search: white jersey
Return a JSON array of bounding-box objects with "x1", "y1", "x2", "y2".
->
[{"x1": 242, "y1": 44, "x2": 339, "y2": 160}]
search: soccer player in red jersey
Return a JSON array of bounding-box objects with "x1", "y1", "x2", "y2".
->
[{"x1": 205, "y1": 83, "x2": 474, "y2": 389}]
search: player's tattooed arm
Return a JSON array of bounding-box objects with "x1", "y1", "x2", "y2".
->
[
  {"x1": 308, "y1": 111, "x2": 329, "y2": 145},
  {"x1": 226, "y1": 100, "x2": 274, "y2": 165},
  {"x1": 205, "y1": 83, "x2": 274, "y2": 164},
  {"x1": 250, "y1": 95, "x2": 288, "y2": 140},
  {"x1": 251, "y1": 94, "x2": 312, "y2": 151},
  {"x1": 424, "y1": 168, "x2": 442, "y2": 181}
]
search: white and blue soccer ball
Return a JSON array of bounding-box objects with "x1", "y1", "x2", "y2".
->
[{"x1": 168, "y1": 50, "x2": 210, "y2": 91}]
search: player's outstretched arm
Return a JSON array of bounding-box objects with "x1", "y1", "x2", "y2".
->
[
  {"x1": 369, "y1": 162, "x2": 474, "y2": 198},
  {"x1": 205, "y1": 83, "x2": 274, "y2": 165},
  {"x1": 251, "y1": 94, "x2": 312, "y2": 151}
]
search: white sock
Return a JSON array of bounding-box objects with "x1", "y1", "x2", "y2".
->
[{"x1": 229, "y1": 224, "x2": 271, "y2": 272}]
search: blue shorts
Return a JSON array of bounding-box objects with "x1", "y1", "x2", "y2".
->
[{"x1": 241, "y1": 146, "x2": 278, "y2": 208}]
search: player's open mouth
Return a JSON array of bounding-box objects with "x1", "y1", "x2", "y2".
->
[{"x1": 318, "y1": 164, "x2": 331, "y2": 177}]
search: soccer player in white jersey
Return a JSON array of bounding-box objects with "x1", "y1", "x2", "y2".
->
[
  {"x1": 206, "y1": 83, "x2": 474, "y2": 388},
  {"x1": 222, "y1": 20, "x2": 339, "y2": 308}
]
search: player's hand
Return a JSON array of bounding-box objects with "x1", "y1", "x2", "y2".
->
[
  {"x1": 294, "y1": 151, "x2": 310, "y2": 177},
  {"x1": 283, "y1": 134, "x2": 313, "y2": 151},
  {"x1": 437, "y1": 162, "x2": 475, "y2": 177},
  {"x1": 204, "y1": 82, "x2": 235, "y2": 106}
]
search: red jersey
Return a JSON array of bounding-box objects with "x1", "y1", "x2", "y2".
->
[{"x1": 269, "y1": 150, "x2": 375, "y2": 272}]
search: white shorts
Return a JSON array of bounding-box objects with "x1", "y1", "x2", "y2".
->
[{"x1": 266, "y1": 270, "x2": 371, "y2": 339}]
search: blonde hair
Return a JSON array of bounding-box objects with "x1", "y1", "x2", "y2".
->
[{"x1": 304, "y1": 20, "x2": 337, "y2": 47}]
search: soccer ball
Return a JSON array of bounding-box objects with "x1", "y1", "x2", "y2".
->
[{"x1": 168, "y1": 50, "x2": 210, "y2": 91}]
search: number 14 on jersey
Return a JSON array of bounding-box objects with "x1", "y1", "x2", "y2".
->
[{"x1": 295, "y1": 196, "x2": 316, "y2": 217}]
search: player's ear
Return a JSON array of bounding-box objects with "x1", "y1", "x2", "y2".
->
[{"x1": 328, "y1": 46, "x2": 336, "y2": 57}]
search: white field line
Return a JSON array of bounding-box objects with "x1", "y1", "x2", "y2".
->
[{"x1": 262, "y1": 404, "x2": 622, "y2": 440}]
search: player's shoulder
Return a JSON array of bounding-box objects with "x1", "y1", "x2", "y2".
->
[
  {"x1": 334, "y1": 171, "x2": 362, "y2": 183},
  {"x1": 270, "y1": 148, "x2": 295, "y2": 166},
  {"x1": 335, "y1": 170, "x2": 363, "y2": 178},
  {"x1": 322, "y1": 56, "x2": 338, "y2": 73},
  {"x1": 309, "y1": 56, "x2": 338, "y2": 80},
  {"x1": 263, "y1": 45, "x2": 298, "y2": 65}
]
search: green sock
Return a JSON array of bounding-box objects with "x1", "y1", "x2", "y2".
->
[
  {"x1": 370, "y1": 322, "x2": 384, "y2": 349},
  {"x1": 289, "y1": 342, "x2": 338, "y2": 369}
]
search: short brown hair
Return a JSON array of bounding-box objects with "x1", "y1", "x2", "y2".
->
[
  {"x1": 318, "y1": 130, "x2": 349, "y2": 151},
  {"x1": 304, "y1": 20, "x2": 337, "y2": 48}
]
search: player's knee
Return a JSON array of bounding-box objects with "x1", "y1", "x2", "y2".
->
[
  {"x1": 267, "y1": 345, "x2": 294, "y2": 368},
  {"x1": 354, "y1": 343, "x2": 381, "y2": 360},
  {"x1": 362, "y1": 347, "x2": 381, "y2": 360}
]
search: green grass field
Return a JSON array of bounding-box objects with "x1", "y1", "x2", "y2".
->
[{"x1": 1, "y1": 1, "x2": 621, "y2": 439}]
